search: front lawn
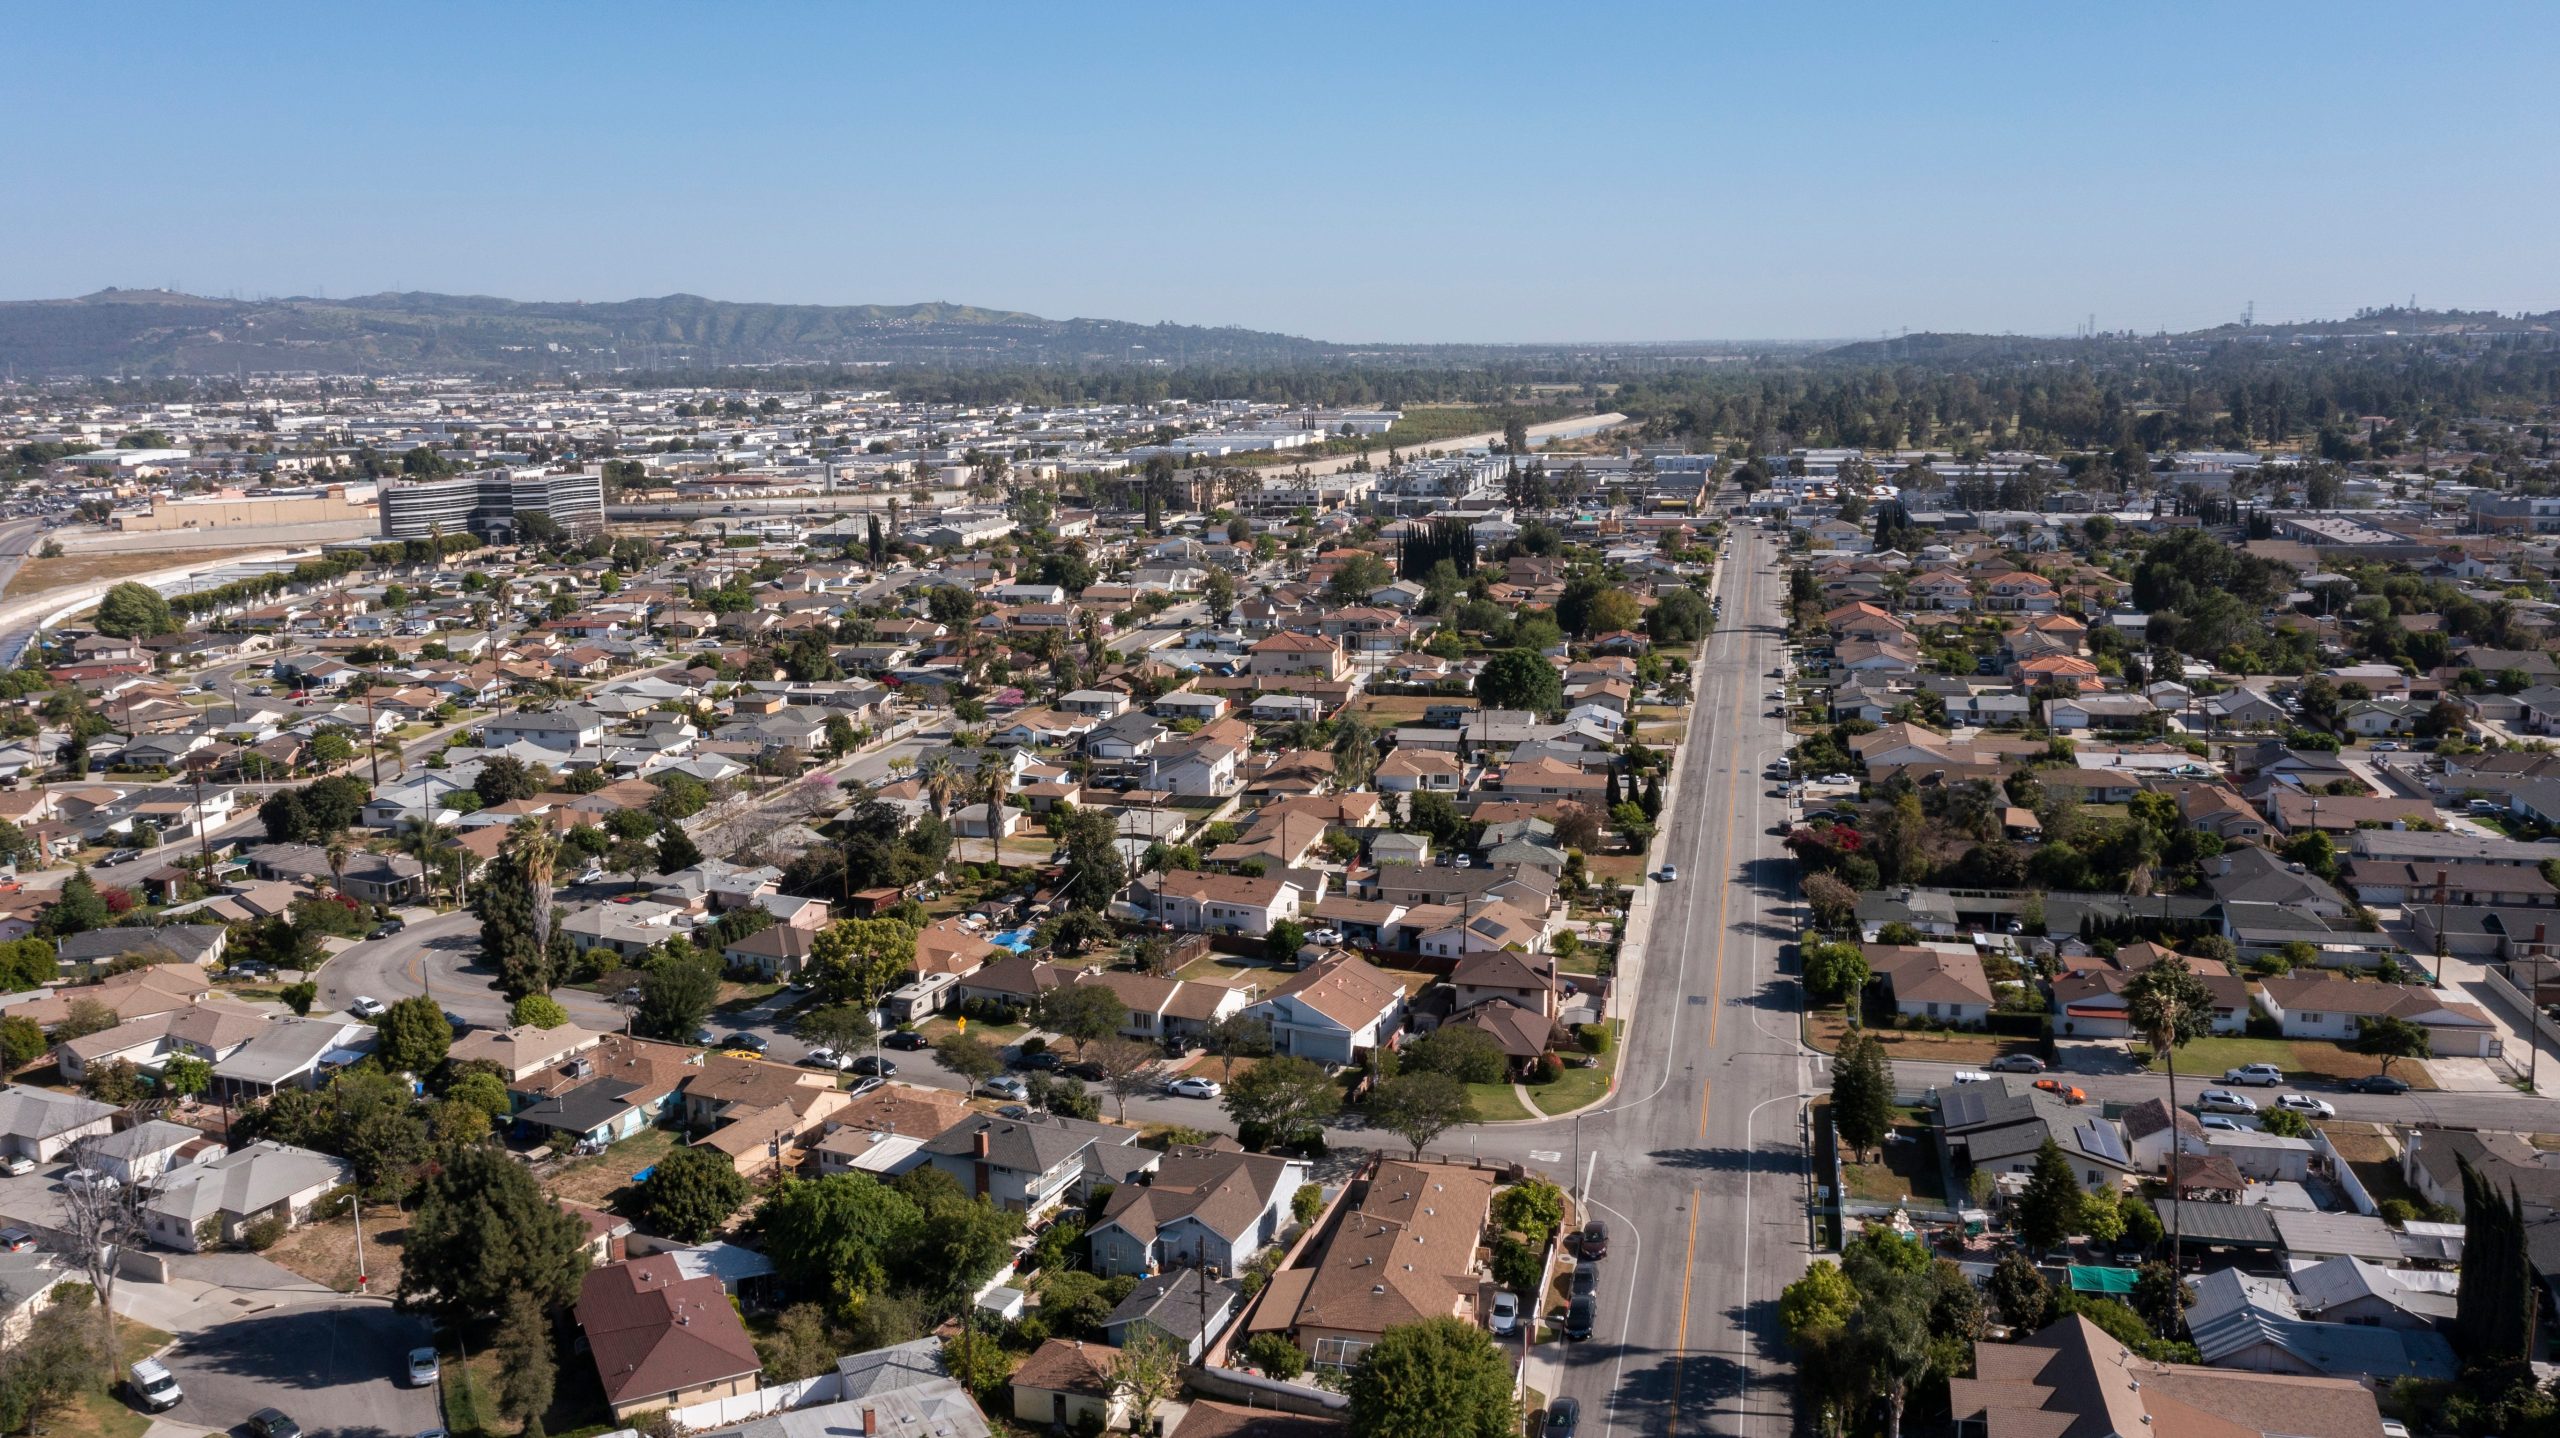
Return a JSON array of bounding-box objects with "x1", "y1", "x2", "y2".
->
[
  {"x1": 54, "y1": 1315, "x2": 175, "y2": 1438},
  {"x1": 2140, "y1": 1035, "x2": 2436, "y2": 1090},
  {"x1": 1465, "y1": 1081, "x2": 1534, "y2": 1123},
  {"x1": 1528, "y1": 1022, "x2": 1621, "y2": 1117}
]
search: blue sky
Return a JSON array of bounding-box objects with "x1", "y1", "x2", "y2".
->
[{"x1": 5, "y1": 2, "x2": 2555, "y2": 343}]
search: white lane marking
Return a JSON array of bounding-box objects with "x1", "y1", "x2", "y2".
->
[{"x1": 1590, "y1": 1192, "x2": 1645, "y2": 1438}]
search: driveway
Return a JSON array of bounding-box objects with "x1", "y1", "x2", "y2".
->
[{"x1": 153, "y1": 1298, "x2": 439, "y2": 1438}]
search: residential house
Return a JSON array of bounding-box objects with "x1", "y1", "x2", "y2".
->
[
  {"x1": 1140, "y1": 870, "x2": 1304, "y2": 938},
  {"x1": 921, "y1": 1114, "x2": 1155, "y2": 1218},
  {"x1": 1949, "y1": 1314, "x2": 2387, "y2": 1438},
  {"x1": 1009, "y1": 1340, "x2": 1126, "y2": 1432},
  {"x1": 2256, "y1": 976, "x2": 2497, "y2": 1056},
  {"x1": 1246, "y1": 952, "x2": 1409, "y2": 1066},
  {"x1": 577, "y1": 1255, "x2": 765, "y2": 1421},
  {"x1": 1864, "y1": 944, "x2": 1995, "y2": 1025},
  {"x1": 1087, "y1": 1145, "x2": 1308, "y2": 1277},
  {"x1": 1254, "y1": 1160, "x2": 1493, "y2": 1368},
  {"x1": 0, "y1": 1087, "x2": 118, "y2": 1164},
  {"x1": 141, "y1": 1141, "x2": 356, "y2": 1252}
]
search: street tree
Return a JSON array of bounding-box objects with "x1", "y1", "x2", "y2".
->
[
  {"x1": 1222, "y1": 1055, "x2": 1339, "y2": 1150},
  {"x1": 2356, "y1": 1015, "x2": 2432, "y2": 1079},
  {"x1": 934, "y1": 1032, "x2": 1003, "y2": 1088},
  {"x1": 1366, "y1": 1072, "x2": 1477, "y2": 1159},
  {"x1": 1829, "y1": 1030, "x2": 1895, "y2": 1162},
  {"x1": 1038, "y1": 982, "x2": 1126, "y2": 1053},
  {"x1": 637, "y1": 959, "x2": 721, "y2": 1042},
  {"x1": 2124, "y1": 954, "x2": 2214, "y2": 1270}
]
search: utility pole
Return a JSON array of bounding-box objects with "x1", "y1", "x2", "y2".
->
[
  {"x1": 190, "y1": 762, "x2": 215, "y2": 881},
  {"x1": 363, "y1": 691, "x2": 383, "y2": 789}
]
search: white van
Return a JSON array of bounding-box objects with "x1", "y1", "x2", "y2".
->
[
  {"x1": 129, "y1": 1359, "x2": 182, "y2": 1412},
  {"x1": 1771, "y1": 757, "x2": 1792, "y2": 778}
]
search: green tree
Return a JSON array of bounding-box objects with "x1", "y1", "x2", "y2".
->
[
  {"x1": 1778, "y1": 1258, "x2": 1859, "y2": 1344},
  {"x1": 1985, "y1": 1248, "x2": 2054, "y2": 1331},
  {"x1": 492, "y1": 1289, "x2": 557, "y2": 1434},
  {"x1": 1108, "y1": 1331, "x2": 1183, "y2": 1431},
  {"x1": 753, "y1": 1172, "x2": 921, "y2": 1308},
  {"x1": 1491, "y1": 1178, "x2": 1565, "y2": 1247},
  {"x1": 934, "y1": 1032, "x2": 1003, "y2": 1087},
  {"x1": 279, "y1": 981, "x2": 317, "y2": 1016},
  {"x1": 448, "y1": 1070, "x2": 514, "y2": 1124},
  {"x1": 1366, "y1": 1072, "x2": 1477, "y2": 1159},
  {"x1": 0, "y1": 1015, "x2": 44, "y2": 1069},
  {"x1": 1399, "y1": 1025, "x2": 1508, "y2": 1086},
  {"x1": 940, "y1": 1327, "x2": 1013, "y2": 1398},
  {"x1": 638, "y1": 959, "x2": 721, "y2": 1042},
  {"x1": 2257, "y1": 1106, "x2": 2311, "y2": 1139},
  {"x1": 511, "y1": 993, "x2": 570, "y2": 1029},
  {"x1": 1050, "y1": 804, "x2": 1127, "y2": 912},
  {"x1": 1221, "y1": 1055, "x2": 1339, "y2": 1150},
  {"x1": 398, "y1": 1145, "x2": 589, "y2": 1323},
  {"x1": 1830, "y1": 1030, "x2": 1895, "y2": 1162},
  {"x1": 798, "y1": 1005, "x2": 877, "y2": 1063},
  {"x1": 1037, "y1": 982, "x2": 1127, "y2": 1053},
  {"x1": 2356, "y1": 1014, "x2": 2432, "y2": 1079},
  {"x1": 635, "y1": 1145, "x2": 752, "y2": 1243},
  {"x1": 656, "y1": 824, "x2": 704, "y2": 873},
  {"x1": 160, "y1": 1054, "x2": 213, "y2": 1098},
  {"x1": 893, "y1": 1167, "x2": 1023, "y2": 1305},
  {"x1": 807, "y1": 918, "x2": 918, "y2": 1009},
  {"x1": 2455, "y1": 1153, "x2": 2538, "y2": 1369},
  {"x1": 1473, "y1": 648, "x2": 1563, "y2": 715},
  {"x1": 1799, "y1": 939, "x2": 1869, "y2": 1006},
  {"x1": 38, "y1": 869, "x2": 111, "y2": 938},
  {"x1": 95, "y1": 582, "x2": 177, "y2": 638},
  {"x1": 2015, "y1": 1138, "x2": 2086, "y2": 1254},
  {"x1": 375, "y1": 996, "x2": 452, "y2": 1074},
  {"x1": 1346, "y1": 1316, "x2": 1517, "y2": 1438}
]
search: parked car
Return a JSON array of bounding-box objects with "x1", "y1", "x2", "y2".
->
[
  {"x1": 1564, "y1": 1292, "x2": 1596, "y2": 1341},
  {"x1": 1489, "y1": 1289, "x2": 1521, "y2": 1337},
  {"x1": 2033, "y1": 1079, "x2": 2087, "y2": 1105},
  {"x1": 62, "y1": 1169, "x2": 117, "y2": 1195},
  {"x1": 2196, "y1": 1089, "x2": 2259, "y2": 1115},
  {"x1": 801, "y1": 1048, "x2": 844, "y2": 1070},
  {"x1": 2348, "y1": 1073, "x2": 2412, "y2": 1095},
  {"x1": 1948, "y1": 1071, "x2": 1996, "y2": 1085},
  {"x1": 2275, "y1": 1093, "x2": 2336, "y2": 1119},
  {"x1": 724, "y1": 1032, "x2": 769, "y2": 1054},
  {"x1": 0, "y1": 1157, "x2": 33, "y2": 1178},
  {"x1": 980, "y1": 1076, "x2": 1030, "y2": 1101},
  {"x1": 1571, "y1": 1262, "x2": 1599, "y2": 1299},
  {"x1": 127, "y1": 1359, "x2": 183, "y2": 1413},
  {"x1": 1547, "y1": 1398, "x2": 1581, "y2": 1438},
  {"x1": 366, "y1": 922, "x2": 402, "y2": 941},
  {"x1": 2222, "y1": 1063, "x2": 2284, "y2": 1087},
  {"x1": 0, "y1": 1228, "x2": 34, "y2": 1253},
  {"x1": 247, "y1": 1409, "x2": 302, "y2": 1438},
  {"x1": 884, "y1": 1029, "x2": 932, "y2": 1050},
  {"x1": 349, "y1": 996, "x2": 386, "y2": 1019},
  {"x1": 1579, "y1": 1219, "x2": 1608, "y2": 1259},
  {"x1": 1164, "y1": 1076, "x2": 1222, "y2": 1100},
  {"x1": 2198, "y1": 1114, "x2": 2246, "y2": 1133},
  {"x1": 1987, "y1": 1055, "x2": 2045, "y2": 1074},
  {"x1": 1659, "y1": 865, "x2": 1678, "y2": 882},
  {"x1": 1016, "y1": 1050, "x2": 1062, "y2": 1070},
  {"x1": 406, "y1": 1348, "x2": 440, "y2": 1388},
  {"x1": 850, "y1": 1056, "x2": 897, "y2": 1078}
]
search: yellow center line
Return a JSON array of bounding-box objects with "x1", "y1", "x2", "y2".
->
[{"x1": 1668, "y1": 1184, "x2": 1702, "y2": 1436}]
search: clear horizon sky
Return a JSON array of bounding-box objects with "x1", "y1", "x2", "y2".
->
[{"x1": 6, "y1": 2, "x2": 2555, "y2": 345}]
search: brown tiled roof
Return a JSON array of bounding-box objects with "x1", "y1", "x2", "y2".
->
[
  {"x1": 575, "y1": 1255, "x2": 761, "y2": 1406},
  {"x1": 1010, "y1": 1338, "x2": 1117, "y2": 1397},
  {"x1": 1289, "y1": 1161, "x2": 1490, "y2": 1339}
]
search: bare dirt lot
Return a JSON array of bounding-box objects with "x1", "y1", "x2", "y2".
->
[{"x1": 6, "y1": 545, "x2": 269, "y2": 599}]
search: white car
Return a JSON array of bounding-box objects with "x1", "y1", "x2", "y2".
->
[
  {"x1": 980, "y1": 1076, "x2": 1030, "y2": 1101},
  {"x1": 1659, "y1": 865, "x2": 1678, "y2": 882},
  {"x1": 2196, "y1": 1089, "x2": 2259, "y2": 1115},
  {"x1": 2275, "y1": 1093, "x2": 2336, "y2": 1119},
  {"x1": 2198, "y1": 1114, "x2": 2246, "y2": 1133},
  {"x1": 349, "y1": 996, "x2": 386, "y2": 1019},
  {"x1": 1488, "y1": 1289, "x2": 1521, "y2": 1337},
  {"x1": 1164, "y1": 1076, "x2": 1222, "y2": 1100},
  {"x1": 2222, "y1": 1063, "x2": 2284, "y2": 1087},
  {"x1": 801, "y1": 1047, "x2": 843, "y2": 1071},
  {"x1": 406, "y1": 1348, "x2": 440, "y2": 1388},
  {"x1": 1949, "y1": 1071, "x2": 1996, "y2": 1085}
]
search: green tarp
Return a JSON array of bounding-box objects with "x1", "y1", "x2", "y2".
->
[{"x1": 2067, "y1": 1265, "x2": 2137, "y2": 1294}]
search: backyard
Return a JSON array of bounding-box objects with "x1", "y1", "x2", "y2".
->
[
  {"x1": 1823, "y1": 1100, "x2": 1945, "y2": 1206},
  {"x1": 543, "y1": 1127, "x2": 681, "y2": 1211}
]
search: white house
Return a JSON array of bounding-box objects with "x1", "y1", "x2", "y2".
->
[
  {"x1": 2255, "y1": 976, "x2": 2497, "y2": 1057},
  {"x1": 1245, "y1": 952, "x2": 1407, "y2": 1067}
]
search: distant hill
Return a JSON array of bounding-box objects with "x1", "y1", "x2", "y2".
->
[
  {"x1": 1817, "y1": 307, "x2": 2560, "y2": 365},
  {"x1": 0, "y1": 288, "x2": 1349, "y2": 376}
]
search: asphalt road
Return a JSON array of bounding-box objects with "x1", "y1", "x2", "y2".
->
[{"x1": 1448, "y1": 521, "x2": 1809, "y2": 1438}]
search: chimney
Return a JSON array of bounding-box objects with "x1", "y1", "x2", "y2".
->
[
  {"x1": 975, "y1": 1129, "x2": 990, "y2": 1158},
  {"x1": 863, "y1": 1411, "x2": 877, "y2": 1437}
]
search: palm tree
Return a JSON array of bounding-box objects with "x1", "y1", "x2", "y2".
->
[
  {"x1": 920, "y1": 754, "x2": 964, "y2": 820},
  {"x1": 980, "y1": 762, "x2": 1008, "y2": 868},
  {"x1": 507, "y1": 816, "x2": 559, "y2": 965},
  {"x1": 324, "y1": 839, "x2": 349, "y2": 899},
  {"x1": 1331, "y1": 713, "x2": 1378, "y2": 789},
  {"x1": 2125, "y1": 955, "x2": 2213, "y2": 1274}
]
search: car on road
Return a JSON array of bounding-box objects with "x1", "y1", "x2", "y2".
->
[
  {"x1": 2033, "y1": 1079, "x2": 2087, "y2": 1105},
  {"x1": 850, "y1": 1056, "x2": 898, "y2": 1077},
  {"x1": 104, "y1": 849, "x2": 140, "y2": 865},
  {"x1": 1164, "y1": 1076, "x2": 1221, "y2": 1100},
  {"x1": 1658, "y1": 865, "x2": 1678, "y2": 882},
  {"x1": 723, "y1": 1032, "x2": 769, "y2": 1054},
  {"x1": 1546, "y1": 1398, "x2": 1580, "y2": 1438},
  {"x1": 2275, "y1": 1093, "x2": 2336, "y2": 1119},
  {"x1": 2196, "y1": 1089, "x2": 2258, "y2": 1115},
  {"x1": 367, "y1": 920, "x2": 403, "y2": 940},
  {"x1": 0, "y1": 1228, "x2": 34, "y2": 1253},
  {"x1": 980, "y1": 1076, "x2": 1030, "y2": 1101},
  {"x1": 1949, "y1": 1071, "x2": 1996, "y2": 1085},
  {"x1": 1563, "y1": 1292, "x2": 1595, "y2": 1341},
  {"x1": 801, "y1": 1048, "x2": 848, "y2": 1071},
  {"x1": 2222, "y1": 1063, "x2": 2284, "y2": 1087},
  {"x1": 127, "y1": 1359, "x2": 183, "y2": 1412},
  {"x1": 406, "y1": 1348, "x2": 440, "y2": 1387},
  {"x1": 883, "y1": 1030, "x2": 931, "y2": 1050},
  {"x1": 1489, "y1": 1289, "x2": 1520, "y2": 1337},
  {"x1": 247, "y1": 1408, "x2": 302, "y2": 1438},
  {"x1": 1579, "y1": 1220, "x2": 1608, "y2": 1259},
  {"x1": 1987, "y1": 1055, "x2": 2044, "y2": 1074},
  {"x1": 1016, "y1": 1050, "x2": 1062, "y2": 1070},
  {"x1": 349, "y1": 996, "x2": 386, "y2": 1019},
  {"x1": 2348, "y1": 1073, "x2": 2412, "y2": 1095},
  {"x1": 1571, "y1": 1262, "x2": 1599, "y2": 1299}
]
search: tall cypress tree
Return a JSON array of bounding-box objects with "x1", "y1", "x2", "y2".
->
[{"x1": 2456, "y1": 1155, "x2": 2537, "y2": 1367}]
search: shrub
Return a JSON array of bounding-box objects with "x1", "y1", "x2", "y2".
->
[
  {"x1": 1291, "y1": 1182, "x2": 1324, "y2": 1227},
  {"x1": 1578, "y1": 1024, "x2": 1612, "y2": 1055},
  {"x1": 1244, "y1": 1332, "x2": 1307, "y2": 1380},
  {"x1": 1527, "y1": 1052, "x2": 1563, "y2": 1085},
  {"x1": 242, "y1": 1214, "x2": 288, "y2": 1251}
]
